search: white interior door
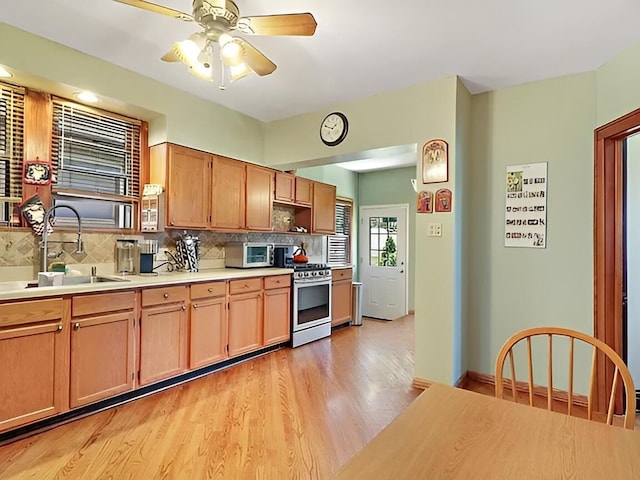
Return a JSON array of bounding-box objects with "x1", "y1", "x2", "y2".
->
[{"x1": 359, "y1": 205, "x2": 408, "y2": 320}]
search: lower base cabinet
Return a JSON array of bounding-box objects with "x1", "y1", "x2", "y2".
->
[
  {"x1": 70, "y1": 292, "x2": 136, "y2": 408},
  {"x1": 228, "y1": 278, "x2": 263, "y2": 357},
  {"x1": 190, "y1": 281, "x2": 228, "y2": 369},
  {"x1": 0, "y1": 298, "x2": 68, "y2": 433},
  {"x1": 139, "y1": 286, "x2": 189, "y2": 386},
  {"x1": 263, "y1": 275, "x2": 291, "y2": 346},
  {"x1": 332, "y1": 268, "x2": 353, "y2": 327}
]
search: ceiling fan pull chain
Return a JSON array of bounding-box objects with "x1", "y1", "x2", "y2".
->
[{"x1": 219, "y1": 58, "x2": 226, "y2": 90}]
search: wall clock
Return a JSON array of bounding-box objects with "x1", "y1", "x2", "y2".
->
[{"x1": 320, "y1": 112, "x2": 348, "y2": 146}]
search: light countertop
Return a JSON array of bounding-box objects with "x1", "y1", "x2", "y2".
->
[{"x1": 0, "y1": 267, "x2": 293, "y2": 302}]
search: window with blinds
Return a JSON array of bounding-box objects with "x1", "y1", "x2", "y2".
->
[
  {"x1": 328, "y1": 199, "x2": 352, "y2": 265},
  {"x1": 0, "y1": 83, "x2": 24, "y2": 226},
  {"x1": 51, "y1": 99, "x2": 141, "y2": 229}
]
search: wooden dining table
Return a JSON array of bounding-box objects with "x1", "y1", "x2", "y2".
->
[{"x1": 336, "y1": 383, "x2": 640, "y2": 479}]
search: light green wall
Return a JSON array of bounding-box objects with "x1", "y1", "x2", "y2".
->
[
  {"x1": 359, "y1": 167, "x2": 416, "y2": 310},
  {"x1": 455, "y1": 79, "x2": 472, "y2": 380},
  {"x1": 265, "y1": 77, "x2": 460, "y2": 384},
  {"x1": 0, "y1": 23, "x2": 264, "y2": 162},
  {"x1": 596, "y1": 39, "x2": 640, "y2": 126},
  {"x1": 467, "y1": 72, "x2": 596, "y2": 392}
]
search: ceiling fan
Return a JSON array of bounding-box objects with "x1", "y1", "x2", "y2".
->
[{"x1": 113, "y1": 0, "x2": 317, "y2": 87}]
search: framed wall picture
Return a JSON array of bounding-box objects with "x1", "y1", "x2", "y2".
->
[
  {"x1": 435, "y1": 188, "x2": 452, "y2": 212},
  {"x1": 417, "y1": 191, "x2": 433, "y2": 213},
  {"x1": 422, "y1": 139, "x2": 448, "y2": 184}
]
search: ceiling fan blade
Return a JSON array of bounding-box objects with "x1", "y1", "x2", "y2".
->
[
  {"x1": 113, "y1": 0, "x2": 193, "y2": 21},
  {"x1": 236, "y1": 13, "x2": 317, "y2": 36},
  {"x1": 237, "y1": 39, "x2": 277, "y2": 76}
]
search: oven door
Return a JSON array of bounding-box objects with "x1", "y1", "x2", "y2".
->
[{"x1": 293, "y1": 278, "x2": 332, "y2": 332}]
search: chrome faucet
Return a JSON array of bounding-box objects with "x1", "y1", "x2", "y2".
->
[{"x1": 39, "y1": 205, "x2": 84, "y2": 272}]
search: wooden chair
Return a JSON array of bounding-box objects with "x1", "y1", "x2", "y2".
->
[{"x1": 495, "y1": 326, "x2": 636, "y2": 429}]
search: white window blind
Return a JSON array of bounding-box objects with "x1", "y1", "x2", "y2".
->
[
  {"x1": 51, "y1": 100, "x2": 141, "y2": 198},
  {"x1": 51, "y1": 100, "x2": 141, "y2": 229},
  {"x1": 328, "y1": 200, "x2": 352, "y2": 265},
  {"x1": 0, "y1": 83, "x2": 24, "y2": 225}
]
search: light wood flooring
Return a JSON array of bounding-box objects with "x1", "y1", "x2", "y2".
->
[{"x1": 0, "y1": 316, "x2": 419, "y2": 479}]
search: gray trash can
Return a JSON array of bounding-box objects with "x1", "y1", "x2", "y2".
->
[{"x1": 352, "y1": 282, "x2": 363, "y2": 326}]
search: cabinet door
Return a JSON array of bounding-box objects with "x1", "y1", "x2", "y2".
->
[
  {"x1": 228, "y1": 292, "x2": 263, "y2": 357},
  {"x1": 212, "y1": 156, "x2": 246, "y2": 230},
  {"x1": 274, "y1": 171, "x2": 295, "y2": 203},
  {"x1": 246, "y1": 164, "x2": 274, "y2": 231},
  {"x1": 139, "y1": 303, "x2": 188, "y2": 385},
  {"x1": 263, "y1": 287, "x2": 291, "y2": 346},
  {"x1": 331, "y1": 279, "x2": 353, "y2": 327},
  {"x1": 166, "y1": 145, "x2": 211, "y2": 229},
  {"x1": 70, "y1": 311, "x2": 135, "y2": 408},
  {"x1": 312, "y1": 181, "x2": 337, "y2": 234},
  {"x1": 190, "y1": 297, "x2": 227, "y2": 369},
  {"x1": 0, "y1": 321, "x2": 68, "y2": 432},
  {"x1": 295, "y1": 177, "x2": 313, "y2": 205}
]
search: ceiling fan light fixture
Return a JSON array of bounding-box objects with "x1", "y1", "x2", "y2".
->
[
  {"x1": 174, "y1": 32, "x2": 207, "y2": 67},
  {"x1": 229, "y1": 62, "x2": 253, "y2": 82},
  {"x1": 220, "y1": 40, "x2": 244, "y2": 66}
]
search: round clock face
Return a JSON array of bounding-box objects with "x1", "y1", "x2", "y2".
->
[{"x1": 320, "y1": 112, "x2": 348, "y2": 146}]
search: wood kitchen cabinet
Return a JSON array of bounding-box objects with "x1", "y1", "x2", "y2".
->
[
  {"x1": 139, "y1": 286, "x2": 189, "y2": 385},
  {"x1": 150, "y1": 143, "x2": 212, "y2": 229},
  {"x1": 70, "y1": 291, "x2": 136, "y2": 408},
  {"x1": 190, "y1": 281, "x2": 228, "y2": 369},
  {"x1": 274, "y1": 173, "x2": 313, "y2": 207},
  {"x1": 312, "y1": 181, "x2": 337, "y2": 234},
  {"x1": 0, "y1": 298, "x2": 68, "y2": 433},
  {"x1": 263, "y1": 275, "x2": 291, "y2": 346},
  {"x1": 212, "y1": 156, "x2": 246, "y2": 230},
  {"x1": 332, "y1": 267, "x2": 353, "y2": 327},
  {"x1": 228, "y1": 278, "x2": 263, "y2": 357},
  {"x1": 246, "y1": 164, "x2": 274, "y2": 231}
]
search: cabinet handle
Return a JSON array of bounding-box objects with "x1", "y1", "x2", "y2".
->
[
  {"x1": 208, "y1": 287, "x2": 213, "y2": 293},
  {"x1": 73, "y1": 322, "x2": 80, "y2": 330},
  {"x1": 193, "y1": 303, "x2": 198, "y2": 309},
  {"x1": 181, "y1": 304, "x2": 187, "y2": 311},
  {"x1": 163, "y1": 293, "x2": 169, "y2": 299},
  {"x1": 170, "y1": 221, "x2": 175, "y2": 226},
  {"x1": 244, "y1": 283, "x2": 249, "y2": 288},
  {"x1": 56, "y1": 324, "x2": 63, "y2": 332}
]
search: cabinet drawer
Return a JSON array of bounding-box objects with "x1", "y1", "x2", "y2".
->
[
  {"x1": 142, "y1": 285, "x2": 189, "y2": 307},
  {"x1": 73, "y1": 291, "x2": 136, "y2": 317},
  {"x1": 229, "y1": 277, "x2": 262, "y2": 294},
  {"x1": 0, "y1": 298, "x2": 63, "y2": 328},
  {"x1": 264, "y1": 274, "x2": 291, "y2": 290},
  {"x1": 191, "y1": 281, "x2": 227, "y2": 300},
  {"x1": 332, "y1": 268, "x2": 353, "y2": 282}
]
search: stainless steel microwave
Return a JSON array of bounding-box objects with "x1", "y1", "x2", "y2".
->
[{"x1": 225, "y1": 242, "x2": 274, "y2": 268}]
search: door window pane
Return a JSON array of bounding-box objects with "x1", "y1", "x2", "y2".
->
[{"x1": 369, "y1": 216, "x2": 398, "y2": 266}]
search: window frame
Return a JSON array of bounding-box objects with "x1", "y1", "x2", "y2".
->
[{"x1": 0, "y1": 82, "x2": 25, "y2": 227}]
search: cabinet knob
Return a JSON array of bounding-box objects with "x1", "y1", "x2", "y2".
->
[
  {"x1": 56, "y1": 324, "x2": 63, "y2": 332},
  {"x1": 73, "y1": 322, "x2": 80, "y2": 330},
  {"x1": 181, "y1": 304, "x2": 187, "y2": 311},
  {"x1": 208, "y1": 288, "x2": 213, "y2": 293},
  {"x1": 193, "y1": 303, "x2": 198, "y2": 309},
  {"x1": 170, "y1": 221, "x2": 175, "y2": 226},
  {"x1": 163, "y1": 293, "x2": 169, "y2": 299}
]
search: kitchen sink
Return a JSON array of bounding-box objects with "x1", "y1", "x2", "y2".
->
[{"x1": 29, "y1": 274, "x2": 131, "y2": 288}]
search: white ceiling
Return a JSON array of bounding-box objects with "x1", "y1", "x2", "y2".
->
[{"x1": 2, "y1": 0, "x2": 640, "y2": 124}]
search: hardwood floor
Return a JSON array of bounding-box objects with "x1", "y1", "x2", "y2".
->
[{"x1": 0, "y1": 316, "x2": 419, "y2": 479}]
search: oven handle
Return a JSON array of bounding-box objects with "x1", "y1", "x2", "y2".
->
[{"x1": 294, "y1": 277, "x2": 332, "y2": 286}]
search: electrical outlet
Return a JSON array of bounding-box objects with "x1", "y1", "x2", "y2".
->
[
  {"x1": 156, "y1": 249, "x2": 168, "y2": 261},
  {"x1": 428, "y1": 223, "x2": 442, "y2": 237}
]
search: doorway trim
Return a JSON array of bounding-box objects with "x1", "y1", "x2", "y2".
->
[{"x1": 594, "y1": 107, "x2": 640, "y2": 412}]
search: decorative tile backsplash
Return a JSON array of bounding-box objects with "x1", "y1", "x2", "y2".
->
[{"x1": 0, "y1": 228, "x2": 324, "y2": 271}]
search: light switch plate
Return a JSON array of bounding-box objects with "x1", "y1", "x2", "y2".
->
[{"x1": 428, "y1": 223, "x2": 442, "y2": 237}]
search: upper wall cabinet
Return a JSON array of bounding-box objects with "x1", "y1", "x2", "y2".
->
[
  {"x1": 274, "y1": 172, "x2": 313, "y2": 207},
  {"x1": 312, "y1": 181, "x2": 337, "y2": 234},
  {"x1": 211, "y1": 156, "x2": 246, "y2": 230},
  {"x1": 150, "y1": 143, "x2": 212, "y2": 229},
  {"x1": 245, "y1": 164, "x2": 274, "y2": 231}
]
